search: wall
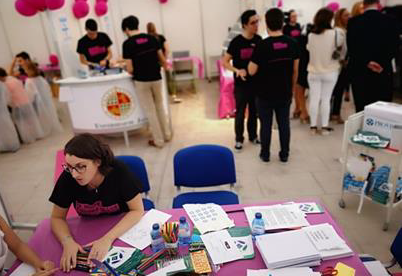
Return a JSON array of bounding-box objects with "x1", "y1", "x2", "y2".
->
[{"x1": 0, "y1": 0, "x2": 380, "y2": 74}]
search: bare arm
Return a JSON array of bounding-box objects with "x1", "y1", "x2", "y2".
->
[
  {"x1": 163, "y1": 42, "x2": 170, "y2": 59},
  {"x1": 79, "y1": 54, "x2": 90, "y2": 66},
  {"x1": 157, "y1": 49, "x2": 168, "y2": 70},
  {"x1": 8, "y1": 58, "x2": 19, "y2": 77},
  {"x1": 87, "y1": 194, "x2": 144, "y2": 261},
  {"x1": 248, "y1": 61, "x2": 258, "y2": 76},
  {"x1": 105, "y1": 47, "x2": 112, "y2": 61},
  {"x1": 0, "y1": 215, "x2": 44, "y2": 270},
  {"x1": 292, "y1": 59, "x2": 299, "y2": 92},
  {"x1": 125, "y1": 59, "x2": 134, "y2": 74},
  {"x1": 51, "y1": 205, "x2": 84, "y2": 272},
  {"x1": 223, "y1": 52, "x2": 247, "y2": 80}
]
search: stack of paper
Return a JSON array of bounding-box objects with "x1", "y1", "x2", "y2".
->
[
  {"x1": 247, "y1": 267, "x2": 321, "y2": 276},
  {"x1": 200, "y1": 230, "x2": 244, "y2": 265},
  {"x1": 303, "y1": 223, "x2": 354, "y2": 260},
  {"x1": 244, "y1": 204, "x2": 310, "y2": 231},
  {"x1": 183, "y1": 203, "x2": 235, "y2": 234},
  {"x1": 255, "y1": 229, "x2": 321, "y2": 269}
]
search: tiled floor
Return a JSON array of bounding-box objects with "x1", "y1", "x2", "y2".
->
[{"x1": 1, "y1": 79, "x2": 401, "y2": 271}]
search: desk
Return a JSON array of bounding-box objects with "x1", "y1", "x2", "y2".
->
[
  {"x1": 217, "y1": 60, "x2": 235, "y2": 119},
  {"x1": 7, "y1": 202, "x2": 370, "y2": 275}
]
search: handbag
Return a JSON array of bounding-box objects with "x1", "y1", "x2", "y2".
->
[{"x1": 331, "y1": 29, "x2": 342, "y2": 60}]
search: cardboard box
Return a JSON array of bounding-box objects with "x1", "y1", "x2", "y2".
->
[{"x1": 363, "y1": 101, "x2": 402, "y2": 139}]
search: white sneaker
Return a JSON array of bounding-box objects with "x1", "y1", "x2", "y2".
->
[{"x1": 234, "y1": 142, "x2": 243, "y2": 151}]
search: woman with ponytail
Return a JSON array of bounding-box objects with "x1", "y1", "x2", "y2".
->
[{"x1": 49, "y1": 133, "x2": 144, "y2": 272}]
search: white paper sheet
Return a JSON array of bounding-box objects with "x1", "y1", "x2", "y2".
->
[
  {"x1": 363, "y1": 261, "x2": 389, "y2": 276},
  {"x1": 200, "y1": 230, "x2": 243, "y2": 265},
  {"x1": 119, "y1": 209, "x2": 171, "y2": 250},
  {"x1": 147, "y1": 259, "x2": 187, "y2": 276},
  {"x1": 303, "y1": 223, "x2": 345, "y2": 251},
  {"x1": 9, "y1": 263, "x2": 35, "y2": 276},
  {"x1": 183, "y1": 203, "x2": 234, "y2": 234},
  {"x1": 298, "y1": 202, "x2": 324, "y2": 214},
  {"x1": 247, "y1": 267, "x2": 320, "y2": 276},
  {"x1": 244, "y1": 204, "x2": 310, "y2": 231}
]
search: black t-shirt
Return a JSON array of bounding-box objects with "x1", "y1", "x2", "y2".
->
[
  {"x1": 49, "y1": 159, "x2": 141, "y2": 216},
  {"x1": 251, "y1": 35, "x2": 300, "y2": 104},
  {"x1": 283, "y1": 23, "x2": 302, "y2": 42},
  {"x1": 227, "y1": 34, "x2": 262, "y2": 86},
  {"x1": 77, "y1": 32, "x2": 112, "y2": 64},
  {"x1": 123, "y1": 33, "x2": 162, "y2": 81}
]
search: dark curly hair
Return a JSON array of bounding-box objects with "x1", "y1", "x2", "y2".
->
[{"x1": 64, "y1": 133, "x2": 114, "y2": 175}]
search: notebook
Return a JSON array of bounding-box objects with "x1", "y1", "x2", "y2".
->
[{"x1": 255, "y1": 229, "x2": 321, "y2": 269}]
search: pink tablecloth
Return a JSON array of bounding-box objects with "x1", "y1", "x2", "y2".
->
[
  {"x1": 54, "y1": 150, "x2": 78, "y2": 218},
  {"x1": 167, "y1": 57, "x2": 204, "y2": 79},
  {"x1": 7, "y1": 201, "x2": 370, "y2": 275},
  {"x1": 217, "y1": 60, "x2": 235, "y2": 119}
]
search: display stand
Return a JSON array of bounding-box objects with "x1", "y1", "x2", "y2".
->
[{"x1": 339, "y1": 112, "x2": 402, "y2": 231}]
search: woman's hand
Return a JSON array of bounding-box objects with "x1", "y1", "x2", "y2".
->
[
  {"x1": 86, "y1": 236, "x2": 114, "y2": 263},
  {"x1": 60, "y1": 238, "x2": 85, "y2": 272},
  {"x1": 32, "y1": 261, "x2": 58, "y2": 276}
]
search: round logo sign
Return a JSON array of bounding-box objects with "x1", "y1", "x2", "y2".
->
[{"x1": 102, "y1": 87, "x2": 135, "y2": 120}]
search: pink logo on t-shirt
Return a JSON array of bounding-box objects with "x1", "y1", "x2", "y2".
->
[
  {"x1": 88, "y1": 46, "x2": 107, "y2": 57},
  {"x1": 273, "y1": 42, "x2": 288, "y2": 50},
  {"x1": 136, "y1": 38, "x2": 149, "y2": 44},
  {"x1": 240, "y1": 48, "x2": 254, "y2": 60},
  {"x1": 76, "y1": 200, "x2": 120, "y2": 216},
  {"x1": 290, "y1": 29, "x2": 301, "y2": 37}
]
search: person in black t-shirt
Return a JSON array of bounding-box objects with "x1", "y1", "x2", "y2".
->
[
  {"x1": 283, "y1": 10, "x2": 309, "y2": 122},
  {"x1": 122, "y1": 15, "x2": 171, "y2": 148},
  {"x1": 223, "y1": 10, "x2": 262, "y2": 151},
  {"x1": 49, "y1": 134, "x2": 144, "y2": 273},
  {"x1": 249, "y1": 8, "x2": 300, "y2": 163},
  {"x1": 77, "y1": 19, "x2": 113, "y2": 68},
  {"x1": 147, "y1": 22, "x2": 169, "y2": 58}
]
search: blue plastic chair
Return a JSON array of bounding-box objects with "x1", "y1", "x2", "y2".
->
[
  {"x1": 172, "y1": 144, "x2": 239, "y2": 208},
  {"x1": 116, "y1": 155, "x2": 155, "y2": 210}
]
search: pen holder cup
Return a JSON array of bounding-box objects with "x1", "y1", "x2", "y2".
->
[{"x1": 164, "y1": 241, "x2": 179, "y2": 255}]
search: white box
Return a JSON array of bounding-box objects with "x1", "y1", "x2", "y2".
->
[{"x1": 363, "y1": 101, "x2": 402, "y2": 139}]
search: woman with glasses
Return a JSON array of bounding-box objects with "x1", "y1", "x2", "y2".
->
[{"x1": 49, "y1": 133, "x2": 144, "y2": 273}]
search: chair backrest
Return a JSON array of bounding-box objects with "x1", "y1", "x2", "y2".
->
[
  {"x1": 172, "y1": 50, "x2": 190, "y2": 59},
  {"x1": 173, "y1": 144, "x2": 236, "y2": 188},
  {"x1": 391, "y1": 227, "x2": 402, "y2": 267},
  {"x1": 173, "y1": 60, "x2": 193, "y2": 74},
  {"x1": 116, "y1": 155, "x2": 150, "y2": 194}
]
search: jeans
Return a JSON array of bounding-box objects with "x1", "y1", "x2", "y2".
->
[
  {"x1": 257, "y1": 99, "x2": 291, "y2": 159},
  {"x1": 308, "y1": 71, "x2": 339, "y2": 127},
  {"x1": 234, "y1": 85, "x2": 258, "y2": 143}
]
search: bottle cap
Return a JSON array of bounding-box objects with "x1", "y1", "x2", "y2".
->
[
  {"x1": 255, "y1": 212, "x2": 262, "y2": 219},
  {"x1": 152, "y1": 223, "x2": 160, "y2": 230},
  {"x1": 179, "y1": 216, "x2": 186, "y2": 223}
]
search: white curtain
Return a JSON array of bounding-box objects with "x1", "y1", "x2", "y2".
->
[
  {"x1": 0, "y1": 83, "x2": 20, "y2": 152},
  {"x1": 25, "y1": 76, "x2": 63, "y2": 136}
]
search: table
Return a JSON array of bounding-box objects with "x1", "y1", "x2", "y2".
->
[
  {"x1": 7, "y1": 201, "x2": 370, "y2": 275},
  {"x1": 217, "y1": 60, "x2": 235, "y2": 119}
]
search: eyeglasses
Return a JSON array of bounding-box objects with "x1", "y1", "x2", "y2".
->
[{"x1": 62, "y1": 163, "x2": 87, "y2": 174}]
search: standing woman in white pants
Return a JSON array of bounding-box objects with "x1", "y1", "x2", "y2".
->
[{"x1": 307, "y1": 8, "x2": 345, "y2": 135}]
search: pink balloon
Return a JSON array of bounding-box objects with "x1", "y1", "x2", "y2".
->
[
  {"x1": 25, "y1": 0, "x2": 46, "y2": 11},
  {"x1": 160, "y1": 0, "x2": 168, "y2": 3},
  {"x1": 72, "y1": 1, "x2": 89, "y2": 19},
  {"x1": 49, "y1": 54, "x2": 59, "y2": 66},
  {"x1": 94, "y1": 1, "x2": 108, "y2": 16},
  {"x1": 15, "y1": 0, "x2": 38, "y2": 16},
  {"x1": 327, "y1": 2, "x2": 340, "y2": 12},
  {"x1": 277, "y1": 0, "x2": 283, "y2": 8},
  {"x1": 46, "y1": 0, "x2": 64, "y2": 10}
]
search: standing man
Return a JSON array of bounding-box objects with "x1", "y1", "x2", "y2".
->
[
  {"x1": 248, "y1": 8, "x2": 299, "y2": 163},
  {"x1": 222, "y1": 10, "x2": 262, "y2": 151},
  {"x1": 121, "y1": 15, "x2": 171, "y2": 148},
  {"x1": 77, "y1": 19, "x2": 113, "y2": 68},
  {"x1": 347, "y1": 0, "x2": 400, "y2": 112}
]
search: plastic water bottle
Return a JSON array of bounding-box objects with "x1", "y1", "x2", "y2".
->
[
  {"x1": 178, "y1": 216, "x2": 191, "y2": 246},
  {"x1": 150, "y1": 223, "x2": 165, "y2": 252},
  {"x1": 251, "y1": 212, "x2": 265, "y2": 238}
]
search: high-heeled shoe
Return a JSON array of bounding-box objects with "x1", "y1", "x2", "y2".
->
[
  {"x1": 292, "y1": 111, "x2": 301, "y2": 119},
  {"x1": 300, "y1": 116, "x2": 309, "y2": 124}
]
